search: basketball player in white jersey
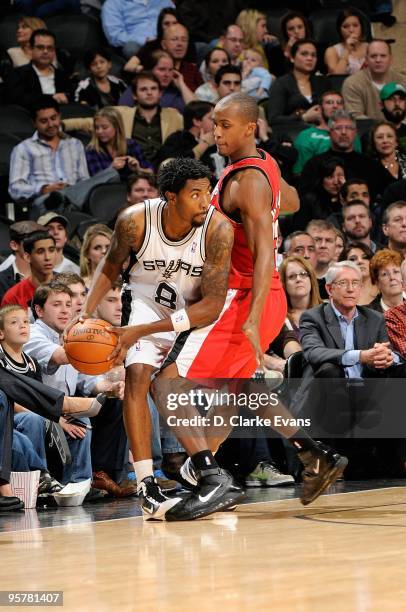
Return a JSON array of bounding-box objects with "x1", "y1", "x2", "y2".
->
[{"x1": 71, "y1": 158, "x2": 244, "y2": 519}]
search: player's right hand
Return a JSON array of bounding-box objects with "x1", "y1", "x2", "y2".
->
[
  {"x1": 107, "y1": 325, "x2": 145, "y2": 365},
  {"x1": 242, "y1": 319, "x2": 264, "y2": 370}
]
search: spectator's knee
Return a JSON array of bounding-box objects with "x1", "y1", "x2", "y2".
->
[{"x1": 314, "y1": 363, "x2": 344, "y2": 378}]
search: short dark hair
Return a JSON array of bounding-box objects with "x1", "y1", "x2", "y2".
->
[
  {"x1": 215, "y1": 91, "x2": 259, "y2": 122},
  {"x1": 83, "y1": 47, "x2": 112, "y2": 70},
  {"x1": 22, "y1": 230, "x2": 55, "y2": 254},
  {"x1": 32, "y1": 281, "x2": 73, "y2": 316},
  {"x1": 30, "y1": 94, "x2": 60, "y2": 121},
  {"x1": 184, "y1": 101, "x2": 214, "y2": 130},
  {"x1": 340, "y1": 178, "x2": 369, "y2": 201},
  {"x1": 214, "y1": 64, "x2": 241, "y2": 86},
  {"x1": 29, "y1": 28, "x2": 56, "y2": 48},
  {"x1": 291, "y1": 38, "x2": 317, "y2": 58},
  {"x1": 157, "y1": 158, "x2": 211, "y2": 197},
  {"x1": 127, "y1": 171, "x2": 157, "y2": 194},
  {"x1": 320, "y1": 90, "x2": 343, "y2": 103},
  {"x1": 340, "y1": 241, "x2": 374, "y2": 261},
  {"x1": 131, "y1": 71, "x2": 161, "y2": 94}
]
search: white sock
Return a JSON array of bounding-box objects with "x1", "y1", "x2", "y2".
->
[{"x1": 133, "y1": 459, "x2": 154, "y2": 485}]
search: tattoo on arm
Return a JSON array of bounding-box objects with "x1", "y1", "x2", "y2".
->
[
  {"x1": 201, "y1": 219, "x2": 234, "y2": 300},
  {"x1": 106, "y1": 208, "x2": 139, "y2": 265}
]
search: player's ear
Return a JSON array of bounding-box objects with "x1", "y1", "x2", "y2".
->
[
  {"x1": 0, "y1": 328, "x2": 4, "y2": 341},
  {"x1": 246, "y1": 121, "x2": 257, "y2": 136},
  {"x1": 382, "y1": 223, "x2": 388, "y2": 237},
  {"x1": 23, "y1": 251, "x2": 31, "y2": 265},
  {"x1": 165, "y1": 190, "x2": 176, "y2": 204}
]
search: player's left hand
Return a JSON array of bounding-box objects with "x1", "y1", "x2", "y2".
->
[
  {"x1": 242, "y1": 319, "x2": 264, "y2": 369},
  {"x1": 107, "y1": 325, "x2": 145, "y2": 365}
]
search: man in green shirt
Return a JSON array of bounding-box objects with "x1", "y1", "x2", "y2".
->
[{"x1": 293, "y1": 90, "x2": 362, "y2": 175}]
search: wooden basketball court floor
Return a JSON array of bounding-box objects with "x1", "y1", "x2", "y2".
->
[{"x1": 1, "y1": 481, "x2": 406, "y2": 611}]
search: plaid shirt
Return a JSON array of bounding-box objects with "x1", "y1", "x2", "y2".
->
[
  {"x1": 85, "y1": 139, "x2": 153, "y2": 177},
  {"x1": 384, "y1": 303, "x2": 406, "y2": 358},
  {"x1": 9, "y1": 132, "x2": 89, "y2": 201}
]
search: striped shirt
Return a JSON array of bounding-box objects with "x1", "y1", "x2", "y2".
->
[{"x1": 8, "y1": 132, "x2": 89, "y2": 201}]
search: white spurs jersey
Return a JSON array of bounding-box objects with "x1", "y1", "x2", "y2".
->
[{"x1": 128, "y1": 198, "x2": 215, "y2": 317}]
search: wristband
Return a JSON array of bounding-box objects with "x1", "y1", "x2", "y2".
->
[{"x1": 170, "y1": 308, "x2": 191, "y2": 333}]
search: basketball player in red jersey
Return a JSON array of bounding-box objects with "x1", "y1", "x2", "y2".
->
[{"x1": 114, "y1": 93, "x2": 348, "y2": 521}]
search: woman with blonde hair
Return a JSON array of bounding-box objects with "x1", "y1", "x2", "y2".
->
[
  {"x1": 7, "y1": 16, "x2": 46, "y2": 67},
  {"x1": 236, "y1": 9, "x2": 275, "y2": 70},
  {"x1": 80, "y1": 224, "x2": 113, "y2": 288},
  {"x1": 265, "y1": 256, "x2": 322, "y2": 372},
  {"x1": 86, "y1": 106, "x2": 152, "y2": 177}
]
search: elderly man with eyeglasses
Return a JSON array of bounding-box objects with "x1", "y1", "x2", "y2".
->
[{"x1": 291, "y1": 259, "x2": 406, "y2": 476}]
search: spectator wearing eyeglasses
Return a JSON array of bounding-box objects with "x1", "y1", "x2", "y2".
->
[
  {"x1": 368, "y1": 248, "x2": 405, "y2": 313},
  {"x1": 293, "y1": 259, "x2": 405, "y2": 479},
  {"x1": 299, "y1": 259, "x2": 402, "y2": 381},
  {"x1": 300, "y1": 110, "x2": 391, "y2": 201},
  {"x1": 5, "y1": 29, "x2": 72, "y2": 110},
  {"x1": 265, "y1": 256, "x2": 321, "y2": 374},
  {"x1": 217, "y1": 25, "x2": 245, "y2": 66},
  {"x1": 161, "y1": 23, "x2": 202, "y2": 91}
]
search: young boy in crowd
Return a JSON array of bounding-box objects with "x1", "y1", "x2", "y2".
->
[{"x1": 0, "y1": 304, "x2": 62, "y2": 496}]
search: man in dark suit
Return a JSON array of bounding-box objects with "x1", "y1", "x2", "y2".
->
[
  {"x1": 294, "y1": 259, "x2": 405, "y2": 474},
  {"x1": 5, "y1": 29, "x2": 72, "y2": 109}
]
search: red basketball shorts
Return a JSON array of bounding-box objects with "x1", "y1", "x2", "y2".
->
[{"x1": 164, "y1": 285, "x2": 287, "y2": 379}]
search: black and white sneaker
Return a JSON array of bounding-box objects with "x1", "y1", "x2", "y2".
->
[
  {"x1": 165, "y1": 468, "x2": 245, "y2": 521},
  {"x1": 299, "y1": 444, "x2": 348, "y2": 506},
  {"x1": 179, "y1": 457, "x2": 198, "y2": 490},
  {"x1": 138, "y1": 476, "x2": 182, "y2": 521}
]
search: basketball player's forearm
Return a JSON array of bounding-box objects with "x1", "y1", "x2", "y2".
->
[
  {"x1": 126, "y1": 297, "x2": 225, "y2": 338},
  {"x1": 248, "y1": 252, "x2": 274, "y2": 322},
  {"x1": 84, "y1": 261, "x2": 121, "y2": 316}
]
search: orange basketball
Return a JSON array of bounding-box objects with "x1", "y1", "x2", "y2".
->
[{"x1": 64, "y1": 318, "x2": 118, "y2": 375}]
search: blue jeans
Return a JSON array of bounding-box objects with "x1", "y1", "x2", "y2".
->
[
  {"x1": 62, "y1": 418, "x2": 93, "y2": 484},
  {"x1": 12, "y1": 431, "x2": 46, "y2": 472},
  {"x1": 30, "y1": 167, "x2": 120, "y2": 219},
  {"x1": 14, "y1": 412, "x2": 47, "y2": 465}
]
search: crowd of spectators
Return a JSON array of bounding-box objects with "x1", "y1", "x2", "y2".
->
[{"x1": 0, "y1": 0, "x2": 405, "y2": 511}]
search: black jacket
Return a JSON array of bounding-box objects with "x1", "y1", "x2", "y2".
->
[
  {"x1": 267, "y1": 72, "x2": 331, "y2": 124},
  {"x1": 0, "y1": 265, "x2": 16, "y2": 303},
  {"x1": 5, "y1": 62, "x2": 73, "y2": 109}
]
